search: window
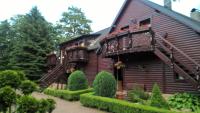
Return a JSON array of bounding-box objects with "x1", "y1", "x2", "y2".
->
[
  {"x1": 139, "y1": 18, "x2": 151, "y2": 27},
  {"x1": 174, "y1": 72, "x2": 185, "y2": 81},
  {"x1": 120, "y1": 25, "x2": 129, "y2": 31}
]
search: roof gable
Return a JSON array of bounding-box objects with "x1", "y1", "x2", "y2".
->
[{"x1": 110, "y1": 0, "x2": 200, "y2": 33}]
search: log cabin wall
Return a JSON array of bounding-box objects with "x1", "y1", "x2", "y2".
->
[
  {"x1": 84, "y1": 50, "x2": 113, "y2": 85},
  {"x1": 107, "y1": 0, "x2": 200, "y2": 93},
  {"x1": 84, "y1": 51, "x2": 98, "y2": 85},
  {"x1": 123, "y1": 53, "x2": 196, "y2": 93},
  {"x1": 97, "y1": 53, "x2": 113, "y2": 73}
]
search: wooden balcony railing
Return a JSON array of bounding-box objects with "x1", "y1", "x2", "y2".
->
[
  {"x1": 102, "y1": 27, "x2": 154, "y2": 57},
  {"x1": 47, "y1": 53, "x2": 57, "y2": 66},
  {"x1": 66, "y1": 46, "x2": 88, "y2": 63}
]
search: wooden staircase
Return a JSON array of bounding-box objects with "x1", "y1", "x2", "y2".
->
[
  {"x1": 39, "y1": 64, "x2": 65, "y2": 88},
  {"x1": 152, "y1": 31, "x2": 200, "y2": 89}
]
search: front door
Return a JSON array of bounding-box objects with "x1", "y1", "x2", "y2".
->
[{"x1": 114, "y1": 68, "x2": 124, "y2": 91}]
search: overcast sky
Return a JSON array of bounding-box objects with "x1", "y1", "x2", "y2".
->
[{"x1": 0, "y1": 0, "x2": 199, "y2": 32}]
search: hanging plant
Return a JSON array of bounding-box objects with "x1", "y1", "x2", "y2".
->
[{"x1": 114, "y1": 61, "x2": 125, "y2": 69}]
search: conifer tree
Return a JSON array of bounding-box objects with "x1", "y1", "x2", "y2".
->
[
  {"x1": 9, "y1": 7, "x2": 55, "y2": 80},
  {"x1": 0, "y1": 20, "x2": 14, "y2": 70},
  {"x1": 57, "y1": 6, "x2": 92, "y2": 41}
]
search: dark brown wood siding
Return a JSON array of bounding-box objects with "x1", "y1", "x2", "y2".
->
[
  {"x1": 124, "y1": 55, "x2": 164, "y2": 92},
  {"x1": 84, "y1": 51, "x2": 98, "y2": 85},
  {"x1": 110, "y1": 0, "x2": 200, "y2": 93},
  {"x1": 83, "y1": 51, "x2": 113, "y2": 85},
  {"x1": 98, "y1": 54, "x2": 113, "y2": 73},
  {"x1": 123, "y1": 55, "x2": 196, "y2": 93}
]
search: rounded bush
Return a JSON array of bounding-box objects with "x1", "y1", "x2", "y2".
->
[
  {"x1": 46, "y1": 98, "x2": 56, "y2": 113},
  {"x1": 67, "y1": 70, "x2": 88, "y2": 91},
  {"x1": 0, "y1": 86, "x2": 16, "y2": 112},
  {"x1": 17, "y1": 95, "x2": 39, "y2": 113},
  {"x1": 93, "y1": 71, "x2": 116, "y2": 97},
  {"x1": 15, "y1": 70, "x2": 27, "y2": 81},
  {"x1": 20, "y1": 80, "x2": 37, "y2": 95},
  {"x1": 0, "y1": 70, "x2": 21, "y2": 89}
]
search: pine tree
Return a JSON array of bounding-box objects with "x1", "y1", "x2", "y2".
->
[
  {"x1": 57, "y1": 6, "x2": 92, "y2": 40},
  {"x1": 0, "y1": 20, "x2": 14, "y2": 70},
  {"x1": 9, "y1": 7, "x2": 55, "y2": 80},
  {"x1": 150, "y1": 83, "x2": 169, "y2": 109}
]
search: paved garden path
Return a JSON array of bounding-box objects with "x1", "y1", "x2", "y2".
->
[{"x1": 32, "y1": 92, "x2": 107, "y2": 113}]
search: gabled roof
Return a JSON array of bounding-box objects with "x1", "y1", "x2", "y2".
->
[
  {"x1": 59, "y1": 27, "x2": 110, "y2": 50},
  {"x1": 59, "y1": 34, "x2": 100, "y2": 47},
  {"x1": 110, "y1": 0, "x2": 200, "y2": 33},
  {"x1": 88, "y1": 27, "x2": 111, "y2": 50}
]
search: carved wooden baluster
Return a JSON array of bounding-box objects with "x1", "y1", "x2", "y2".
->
[
  {"x1": 170, "y1": 46, "x2": 174, "y2": 69},
  {"x1": 76, "y1": 49, "x2": 78, "y2": 60},
  {"x1": 196, "y1": 66, "x2": 200, "y2": 89},
  {"x1": 117, "y1": 38, "x2": 120, "y2": 51},
  {"x1": 196, "y1": 66, "x2": 200, "y2": 82},
  {"x1": 106, "y1": 40, "x2": 108, "y2": 53},
  {"x1": 150, "y1": 28, "x2": 155, "y2": 50},
  {"x1": 128, "y1": 31, "x2": 132, "y2": 49}
]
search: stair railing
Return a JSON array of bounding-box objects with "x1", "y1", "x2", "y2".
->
[
  {"x1": 40, "y1": 64, "x2": 63, "y2": 84},
  {"x1": 153, "y1": 32, "x2": 200, "y2": 83}
]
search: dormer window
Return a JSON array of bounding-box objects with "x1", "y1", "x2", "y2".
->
[
  {"x1": 121, "y1": 25, "x2": 129, "y2": 31},
  {"x1": 139, "y1": 18, "x2": 151, "y2": 27}
]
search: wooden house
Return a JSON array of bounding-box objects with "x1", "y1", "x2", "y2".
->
[
  {"x1": 39, "y1": 28, "x2": 112, "y2": 89},
  {"x1": 40, "y1": 0, "x2": 200, "y2": 93}
]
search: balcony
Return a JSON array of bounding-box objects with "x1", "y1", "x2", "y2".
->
[
  {"x1": 66, "y1": 46, "x2": 88, "y2": 63},
  {"x1": 102, "y1": 27, "x2": 154, "y2": 57},
  {"x1": 47, "y1": 53, "x2": 57, "y2": 66}
]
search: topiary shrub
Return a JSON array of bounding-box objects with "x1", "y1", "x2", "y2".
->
[
  {"x1": 15, "y1": 70, "x2": 27, "y2": 81},
  {"x1": 0, "y1": 86, "x2": 16, "y2": 113},
  {"x1": 17, "y1": 95, "x2": 39, "y2": 113},
  {"x1": 38, "y1": 99, "x2": 50, "y2": 113},
  {"x1": 0, "y1": 70, "x2": 21, "y2": 89},
  {"x1": 93, "y1": 71, "x2": 116, "y2": 97},
  {"x1": 20, "y1": 80, "x2": 37, "y2": 95},
  {"x1": 67, "y1": 70, "x2": 88, "y2": 91},
  {"x1": 150, "y1": 83, "x2": 169, "y2": 109},
  {"x1": 46, "y1": 98, "x2": 56, "y2": 113}
]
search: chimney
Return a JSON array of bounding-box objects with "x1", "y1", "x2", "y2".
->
[
  {"x1": 190, "y1": 8, "x2": 200, "y2": 22},
  {"x1": 164, "y1": 0, "x2": 172, "y2": 10}
]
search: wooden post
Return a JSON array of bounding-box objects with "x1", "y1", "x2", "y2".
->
[
  {"x1": 149, "y1": 28, "x2": 155, "y2": 50},
  {"x1": 196, "y1": 66, "x2": 200, "y2": 83},
  {"x1": 170, "y1": 47, "x2": 174, "y2": 69},
  {"x1": 106, "y1": 40, "x2": 108, "y2": 52},
  {"x1": 128, "y1": 31, "x2": 132, "y2": 49}
]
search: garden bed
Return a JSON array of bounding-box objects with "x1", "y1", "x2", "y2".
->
[
  {"x1": 44, "y1": 88, "x2": 93, "y2": 101},
  {"x1": 80, "y1": 93, "x2": 180, "y2": 113}
]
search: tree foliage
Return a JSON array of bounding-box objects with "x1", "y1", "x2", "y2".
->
[
  {"x1": 0, "y1": 6, "x2": 92, "y2": 80},
  {"x1": 8, "y1": 7, "x2": 55, "y2": 80},
  {"x1": 0, "y1": 20, "x2": 14, "y2": 70},
  {"x1": 57, "y1": 6, "x2": 92, "y2": 40},
  {"x1": 150, "y1": 83, "x2": 169, "y2": 109}
]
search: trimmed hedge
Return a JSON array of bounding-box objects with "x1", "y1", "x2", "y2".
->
[
  {"x1": 80, "y1": 93, "x2": 179, "y2": 113},
  {"x1": 44, "y1": 88, "x2": 93, "y2": 101}
]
